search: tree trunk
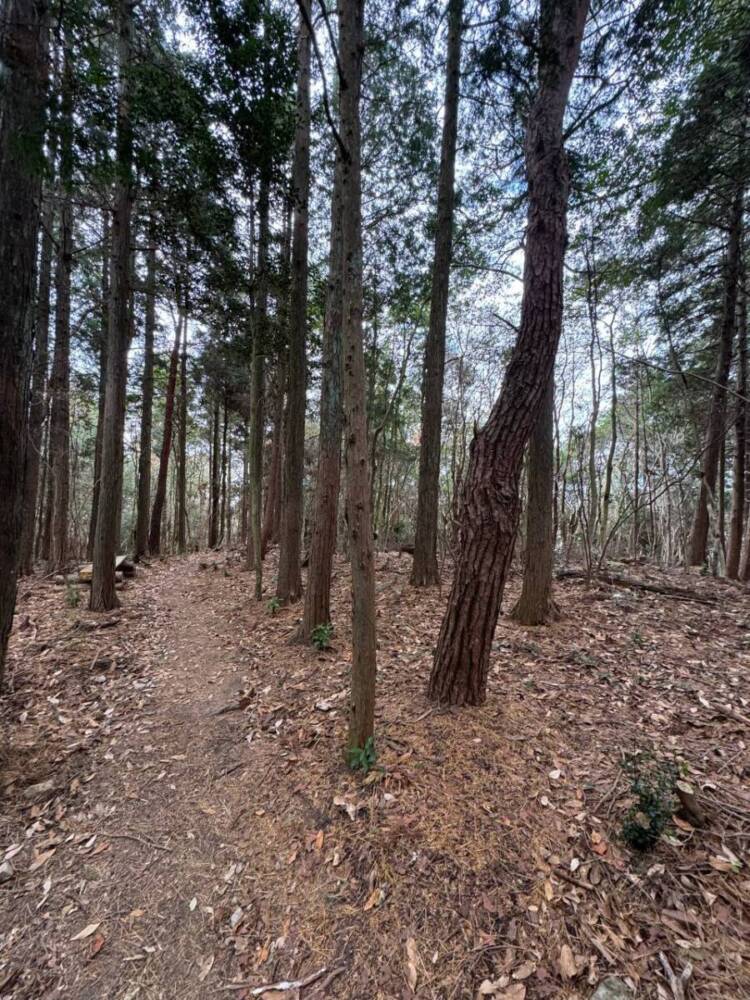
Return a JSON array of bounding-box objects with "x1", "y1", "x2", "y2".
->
[
  {"x1": 176, "y1": 299, "x2": 188, "y2": 553},
  {"x1": 411, "y1": 0, "x2": 462, "y2": 588},
  {"x1": 339, "y1": 0, "x2": 377, "y2": 755},
  {"x1": 727, "y1": 268, "x2": 747, "y2": 578},
  {"x1": 427, "y1": 0, "x2": 589, "y2": 706},
  {"x1": 0, "y1": 0, "x2": 48, "y2": 679},
  {"x1": 599, "y1": 321, "x2": 617, "y2": 551},
  {"x1": 302, "y1": 154, "x2": 344, "y2": 639},
  {"x1": 135, "y1": 223, "x2": 156, "y2": 560},
  {"x1": 512, "y1": 378, "x2": 558, "y2": 625},
  {"x1": 248, "y1": 176, "x2": 269, "y2": 598},
  {"x1": 90, "y1": 0, "x2": 133, "y2": 611},
  {"x1": 277, "y1": 0, "x2": 311, "y2": 603},
  {"x1": 20, "y1": 179, "x2": 54, "y2": 575},
  {"x1": 687, "y1": 185, "x2": 743, "y2": 566},
  {"x1": 219, "y1": 395, "x2": 228, "y2": 546},
  {"x1": 48, "y1": 46, "x2": 74, "y2": 572},
  {"x1": 209, "y1": 395, "x2": 221, "y2": 548},
  {"x1": 87, "y1": 211, "x2": 110, "y2": 560},
  {"x1": 261, "y1": 365, "x2": 284, "y2": 556},
  {"x1": 149, "y1": 315, "x2": 181, "y2": 554}
]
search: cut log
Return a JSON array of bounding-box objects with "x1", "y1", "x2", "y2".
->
[
  {"x1": 79, "y1": 555, "x2": 134, "y2": 582},
  {"x1": 556, "y1": 569, "x2": 716, "y2": 605}
]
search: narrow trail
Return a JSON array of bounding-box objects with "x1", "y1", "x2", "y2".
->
[{"x1": 58, "y1": 556, "x2": 266, "y2": 999}]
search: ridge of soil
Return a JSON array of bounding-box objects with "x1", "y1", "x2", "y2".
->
[{"x1": 1, "y1": 553, "x2": 748, "y2": 999}]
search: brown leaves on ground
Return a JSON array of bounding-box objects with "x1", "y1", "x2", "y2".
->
[{"x1": 0, "y1": 553, "x2": 748, "y2": 999}]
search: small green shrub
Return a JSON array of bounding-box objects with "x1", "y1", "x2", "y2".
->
[
  {"x1": 311, "y1": 622, "x2": 333, "y2": 650},
  {"x1": 65, "y1": 579, "x2": 81, "y2": 609},
  {"x1": 620, "y1": 751, "x2": 678, "y2": 851},
  {"x1": 347, "y1": 736, "x2": 377, "y2": 774},
  {"x1": 267, "y1": 597, "x2": 281, "y2": 615}
]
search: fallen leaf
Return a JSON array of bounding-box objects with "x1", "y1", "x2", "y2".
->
[
  {"x1": 89, "y1": 933, "x2": 106, "y2": 958},
  {"x1": 198, "y1": 954, "x2": 214, "y2": 982},
  {"x1": 364, "y1": 887, "x2": 385, "y2": 911},
  {"x1": 559, "y1": 944, "x2": 578, "y2": 979},
  {"x1": 512, "y1": 961, "x2": 535, "y2": 981},
  {"x1": 71, "y1": 922, "x2": 101, "y2": 942},
  {"x1": 405, "y1": 937, "x2": 419, "y2": 991}
]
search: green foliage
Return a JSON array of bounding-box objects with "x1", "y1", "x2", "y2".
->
[
  {"x1": 620, "y1": 751, "x2": 677, "y2": 851},
  {"x1": 347, "y1": 737, "x2": 377, "y2": 774},
  {"x1": 311, "y1": 623, "x2": 333, "y2": 651},
  {"x1": 64, "y1": 579, "x2": 81, "y2": 609},
  {"x1": 267, "y1": 597, "x2": 281, "y2": 616}
]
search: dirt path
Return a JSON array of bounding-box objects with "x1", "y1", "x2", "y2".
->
[{"x1": 2, "y1": 554, "x2": 749, "y2": 1000}]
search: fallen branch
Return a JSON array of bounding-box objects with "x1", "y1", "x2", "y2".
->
[
  {"x1": 556, "y1": 569, "x2": 716, "y2": 605},
  {"x1": 222, "y1": 966, "x2": 330, "y2": 994}
]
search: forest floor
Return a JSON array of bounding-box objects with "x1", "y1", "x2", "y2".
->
[{"x1": 0, "y1": 551, "x2": 749, "y2": 1000}]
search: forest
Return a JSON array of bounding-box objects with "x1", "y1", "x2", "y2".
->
[{"x1": 0, "y1": 0, "x2": 749, "y2": 997}]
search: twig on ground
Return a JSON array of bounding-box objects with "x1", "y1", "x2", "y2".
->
[{"x1": 101, "y1": 831, "x2": 172, "y2": 852}]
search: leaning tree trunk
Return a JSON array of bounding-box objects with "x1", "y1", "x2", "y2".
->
[
  {"x1": 688, "y1": 185, "x2": 743, "y2": 566},
  {"x1": 427, "y1": 0, "x2": 589, "y2": 706},
  {"x1": 148, "y1": 316, "x2": 181, "y2": 554},
  {"x1": 727, "y1": 269, "x2": 747, "y2": 578},
  {"x1": 20, "y1": 175, "x2": 54, "y2": 575},
  {"x1": 134, "y1": 223, "x2": 156, "y2": 560},
  {"x1": 339, "y1": 0, "x2": 377, "y2": 756},
  {"x1": 0, "y1": 0, "x2": 48, "y2": 679},
  {"x1": 90, "y1": 0, "x2": 134, "y2": 611},
  {"x1": 248, "y1": 175, "x2": 270, "y2": 599},
  {"x1": 411, "y1": 0, "x2": 463, "y2": 588},
  {"x1": 302, "y1": 154, "x2": 344, "y2": 640},
  {"x1": 512, "y1": 377, "x2": 558, "y2": 624},
  {"x1": 277, "y1": 0, "x2": 311, "y2": 603}
]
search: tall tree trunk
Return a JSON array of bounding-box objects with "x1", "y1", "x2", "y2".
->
[
  {"x1": 427, "y1": 0, "x2": 589, "y2": 706},
  {"x1": 0, "y1": 0, "x2": 48, "y2": 679},
  {"x1": 48, "y1": 46, "x2": 73, "y2": 572},
  {"x1": 512, "y1": 378, "x2": 558, "y2": 624},
  {"x1": 411, "y1": 0, "x2": 463, "y2": 587},
  {"x1": 20, "y1": 179, "x2": 54, "y2": 575},
  {"x1": 727, "y1": 269, "x2": 747, "y2": 578},
  {"x1": 209, "y1": 396, "x2": 221, "y2": 548},
  {"x1": 248, "y1": 176, "x2": 269, "y2": 598},
  {"x1": 688, "y1": 185, "x2": 743, "y2": 566},
  {"x1": 261, "y1": 365, "x2": 284, "y2": 556},
  {"x1": 90, "y1": 0, "x2": 134, "y2": 611},
  {"x1": 219, "y1": 395, "x2": 228, "y2": 545},
  {"x1": 87, "y1": 210, "x2": 110, "y2": 560},
  {"x1": 149, "y1": 316, "x2": 181, "y2": 554},
  {"x1": 339, "y1": 0, "x2": 377, "y2": 755},
  {"x1": 599, "y1": 322, "x2": 617, "y2": 551},
  {"x1": 176, "y1": 299, "x2": 188, "y2": 553},
  {"x1": 135, "y1": 223, "x2": 156, "y2": 560},
  {"x1": 302, "y1": 155, "x2": 344, "y2": 639},
  {"x1": 277, "y1": 1, "x2": 311, "y2": 603}
]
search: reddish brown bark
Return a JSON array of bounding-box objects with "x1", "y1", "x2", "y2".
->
[
  {"x1": 411, "y1": 0, "x2": 462, "y2": 588},
  {"x1": 261, "y1": 368, "x2": 284, "y2": 557},
  {"x1": 149, "y1": 317, "x2": 181, "y2": 554},
  {"x1": 0, "y1": 0, "x2": 48, "y2": 678},
  {"x1": 427, "y1": 0, "x2": 589, "y2": 706},
  {"x1": 135, "y1": 224, "x2": 156, "y2": 560}
]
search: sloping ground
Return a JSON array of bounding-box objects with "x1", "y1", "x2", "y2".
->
[{"x1": 0, "y1": 553, "x2": 748, "y2": 1000}]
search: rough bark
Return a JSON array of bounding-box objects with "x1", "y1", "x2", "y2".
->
[
  {"x1": 176, "y1": 299, "x2": 188, "y2": 553},
  {"x1": 411, "y1": 0, "x2": 462, "y2": 588},
  {"x1": 302, "y1": 155, "x2": 344, "y2": 640},
  {"x1": 728, "y1": 268, "x2": 747, "y2": 578},
  {"x1": 512, "y1": 377, "x2": 558, "y2": 624},
  {"x1": 48, "y1": 46, "x2": 74, "y2": 572},
  {"x1": 599, "y1": 321, "x2": 617, "y2": 550},
  {"x1": 277, "y1": 1, "x2": 311, "y2": 603},
  {"x1": 0, "y1": 0, "x2": 48, "y2": 679},
  {"x1": 427, "y1": 0, "x2": 589, "y2": 706},
  {"x1": 90, "y1": 0, "x2": 134, "y2": 611},
  {"x1": 135, "y1": 224, "x2": 156, "y2": 560},
  {"x1": 87, "y1": 211, "x2": 109, "y2": 560},
  {"x1": 149, "y1": 316, "x2": 181, "y2": 554},
  {"x1": 209, "y1": 396, "x2": 221, "y2": 548},
  {"x1": 688, "y1": 185, "x2": 743, "y2": 566},
  {"x1": 261, "y1": 366, "x2": 284, "y2": 556},
  {"x1": 20, "y1": 179, "x2": 54, "y2": 575},
  {"x1": 339, "y1": 0, "x2": 377, "y2": 754},
  {"x1": 248, "y1": 176, "x2": 269, "y2": 599}
]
